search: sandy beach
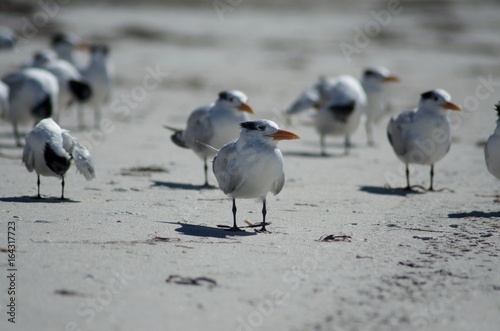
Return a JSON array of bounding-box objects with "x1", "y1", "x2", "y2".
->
[{"x1": 0, "y1": 1, "x2": 499, "y2": 330}]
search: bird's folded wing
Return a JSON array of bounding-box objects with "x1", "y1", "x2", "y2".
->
[
  {"x1": 213, "y1": 143, "x2": 242, "y2": 195},
  {"x1": 272, "y1": 173, "x2": 285, "y2": 196},
  {"x1": 72, "y1": 143, "x2": 96, "y2": 180}
]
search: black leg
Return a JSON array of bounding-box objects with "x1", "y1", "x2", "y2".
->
[
  {"x1": 320, "y1": 135, "x2": 327, "y2": 156},
  {"x1": 202, "y1": 157, "x2": 211, "y2": 187},
  {"x1": 225, "y1": 199, "x2": 242, "y2": 231},
  {"x1": 36, "y1": 174, "x2": 41, "y2": 199},
  {"x1": 428, "y1": 165, "x2": 434, "y2": 191},
  {"x1": 405, "y1": 163, "x2": 411, "y2": 190},
  {"x1": 260, "y1": 199, "x2": 267, "y2": 232},
  {"x1": 344, "y1": 135, "x2": 351, "y2": 155},
  {"x1": 60, "y1": 176, "x2": 66, "y2": 200}
]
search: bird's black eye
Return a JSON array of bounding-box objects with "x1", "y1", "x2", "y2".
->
[
  {"x1": 257, "y1": 125, "x2": 265, "y2": 131},
  {"x1": 228, "y1": 97, "x2": 234, "y2": 102},
  {"x1": 433, "y1": 96, "x2": 438, "y2": 101}
]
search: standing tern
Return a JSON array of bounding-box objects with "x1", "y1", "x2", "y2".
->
[
  {"x1": 361, "y1": 67, "x2": 400, "y2": 146},
  {"x1": 22, "y1": 118, "x2": 95, "y2": 199},
  {"x1": 484, "y1": 102, "x2": 500, "y2": 179},
  {"x1": 0, "y1": 26, "x2": 17, "y2": 50},
  {"x1": 2, "y1": 67, "x2": 59, "y2": 146},
  {"x1": 387, "y1": 89, "x2": 461, "y2": 191},
  {"x1": 213, "y1": 119, "x2": 300, "y2": 232},
  {"x1": 165, "y1": 90, "x2": 254, "y2": 187},
  {"x1": 51, "y1": 32, "x2": 83, "y2": 67},
  {"x1": 80, "y1": 43, "x2": 113, "y2": 129}
]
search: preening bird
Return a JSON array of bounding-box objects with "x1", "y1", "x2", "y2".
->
[
  {"x1": 2, "y1": 67, "x2": 59, "y2": 146},
  {"x1": 284, "y1": 75, "x2": 366, "y2": 155},
  {"x1": 315, "y1": 75, "x2": 366, "y2": 155},
  {"x1": 165, "y1": 90, "x2": 254, "y2": 186},
  {"x1": 284, "y1": 67, "x2": 399, "y2": 148},
  {"x1": 213, "y1": 119, "x2": 300, "y2": 232},
  {"x1": 80, "y1": 43, "x2": 113, "y2": 129},
  {"x1": 29, "y1": 50, "x2": 92, "y2": 122},
  {"x1": 484, "y1": 102, "x2": 500, "y2": 179},
  {"x1": 22, "y1": 118, "x2": 95, "y2": 199},
  {"x1": 361, "y1": 67, "x2": 399, "y2": 145},
  {"x1": 387, "y1": 89, "x2": 461, "y2": 191}
]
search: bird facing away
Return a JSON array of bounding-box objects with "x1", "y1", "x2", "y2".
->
[
  {"x1": 166, "y1": 90, "x2": 254, "y2": 187},
  {"x1": 2, "y1": 67, "x2": 59, "y2": 146},
  {"x1": 22, "y1": 118, "x2": 95, "y2": 199},
  {"x1": 387, "y1": 89, "x2": 461, "y2": 191},
  {"x1": 213, "y1": 119, "x2": 300, "y2": 232},
  {"x1": 80, "y1": 43, "x2": 113, "y2": 129},
  {"x1": 360, "y1": 67, "x2": 400, "y2": 146},
  {"x1": 315, "y1": 75, "x2": 366, "y2": 155},
  {"x1": 484, "y1": 102, "x2": 500, "y2": 179},
  {"x1": 29, "y1": 50, "x2": 92, "y2": 122}
]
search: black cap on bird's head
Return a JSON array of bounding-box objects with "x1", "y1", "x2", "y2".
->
[{"x1": 495, "y1": 102, "x2": 500, "y2": 117}]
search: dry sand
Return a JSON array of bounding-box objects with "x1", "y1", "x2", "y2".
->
[{"x1": 0, "y1": 2, "x2": 499, "y2": 330}]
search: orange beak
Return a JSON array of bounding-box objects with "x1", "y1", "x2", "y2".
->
[
  {"x1": 383, "y1": 75, "x2": 400, "y2": 83},
  {"x1": 237, "y1": 102, "x2": 254, "y2": 114},
  {"x1": 267, "y1": 129, "x2": 300, "y2": 141},
  {"x1": 76, "y1": 42, "x2": 91, "y2": 51},
  {"x1": 443, "y1": 101, "x2": 461, "y2": 111}
]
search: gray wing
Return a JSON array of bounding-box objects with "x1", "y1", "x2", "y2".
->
[
  {"x1": 271, "y1": 173, "x2": 285, "y2": 196},
  {"x1": 184, "y1": 106, "x2": 214, "y2": 153},
  {"x1": 284, "y1": 85, "x2": 319, "y2": 115},
  {"x1": 212, "y1": 142, "x2": 242, "y2": 195},
  {"x1": 387, "y1": 110, "x2": 416, "y2": 157}
]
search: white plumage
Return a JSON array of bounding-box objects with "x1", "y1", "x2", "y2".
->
[
  {"x1": 361, "y1": 67, "x2": 399, "y2": 145},
  {"x1": 2, "y1": 68, "x2": 59, "y2": 146},
  {"x1": 22, "y1": 118, "x2": 95, "y2": 199},
  {"x1": 166, "y1": 90, "x2": 254, "y2": 186},
  {"x1": 213, "y1": 119, "x2": 300, "y2": 232},
  {"x1": 0, "y1": 80, "x2": 8, "y2": 119},
  {"x1": 80, "y1": 44, "x2": 113, "y2": 129},
  {"x1": 387, "y1": 89, "x2": 461, "y2": 191},
  {"x1": 484, "y1": 102, "x2": 500, "y2": 179},
  {"x1": 29, "y1": 50, "x2": 92, "y2": 123}
]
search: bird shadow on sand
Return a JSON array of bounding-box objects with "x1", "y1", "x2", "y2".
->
[
  {"x1": 151, "y1": 180, "x2": 218, "y2": 191},
  {"x1": 448, "y1": 211, "x2": 500, "y2": 219},
  {"x1": 159, "y1": 221, "x2": 256, "y2": 238},
  {"x1": 0, "y1": 196, "x2": 80, "y2": 203},
  {"x1": 358, "y1": 185, "x2": 423, "y2": 197}
]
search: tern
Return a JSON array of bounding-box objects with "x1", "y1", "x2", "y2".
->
[
  {"x1": 2, "y1": 68, "x2": 59, "y2": 146},
  {"x1": 29, "y1": 50, "x2": 92, "y2": 122},
  {"x1": 51, "y1": 32, "x2": 82, "y2": 67},
  {"x1": 165, "y1": 90, "x2": 254, "y2": 186},
  {"x1": 361, "y1": 67, "x2": 399, "y2": 145},
  {"x1": 284, "y1": 67, "x2": 399, "y2": 149},
  {"x1": 484, "y1": 102, "x2": 500, "y2": 179},
  {"x1": 387, "y1": 89, "x2": 461, "y2": 191},
  {"x1": 213, "y1": 119, "x2": 300, "y2": 232},
  {"x1": 80, "y1": 43, "x2": 113, "y2": 129},
  {"x1": 22, "y1": 118, "x2": 95, "y2": 199}
]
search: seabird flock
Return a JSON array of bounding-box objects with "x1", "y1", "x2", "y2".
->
[{"x1": 0, "y1": 23, "x2": 498, "y2": 233}]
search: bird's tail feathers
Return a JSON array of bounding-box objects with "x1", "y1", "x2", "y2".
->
[
  {"x1": 72, "y1": 143, "x2": 96, "y2": 180},
  {"x1": 163, "y1": 125, "x2": 189, "y2": 149},
  {"x1": 196, "y1": 140, "x2": 219, "y2": 153}
]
